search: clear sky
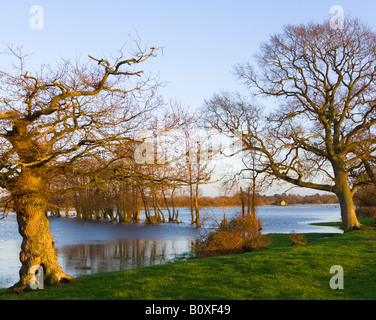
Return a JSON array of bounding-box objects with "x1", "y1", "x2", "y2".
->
[
  {"x1": 1, "y1": 0, "x2": 375, "y2": 111},
  {"x1": 1, "y1": 0, "x2": 375, "y2": 195}
]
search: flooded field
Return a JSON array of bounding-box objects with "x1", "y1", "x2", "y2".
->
[{"x1": 0, "y1": 205, "x2": 341, "y2": 288}]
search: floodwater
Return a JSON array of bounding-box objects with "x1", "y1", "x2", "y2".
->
[{"x1": 0, "y1": 204, "x2": 342, "y2": 289}]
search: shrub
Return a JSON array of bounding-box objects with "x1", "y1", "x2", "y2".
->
[
  {"x1": 288, "y1": 231, "x2": 306, "y2": 246},
  {"x1": 193, "y1": 213, "x2": 270, "y2": 258},
  {"x1": 355, "y1": 206, "x2": 376, "y2": 218}
]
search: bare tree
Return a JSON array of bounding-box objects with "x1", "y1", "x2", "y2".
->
[
  {"x1": 0, "y1": 43, "x2": 161, "y2": 290},
  {"x1": 204, "y1": 18, "x2": 376, "y2": 232},
  {"x1": 174, "y1": 118, "x2": 216, "y2": 227}
]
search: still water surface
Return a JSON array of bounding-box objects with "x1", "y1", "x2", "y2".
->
[{"x1": 0, "y1": 205, "x2": 341, "y2": 289}]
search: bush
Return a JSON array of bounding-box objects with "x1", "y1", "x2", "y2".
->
[
  {"x1": 354, "y1": 186, "x2": 376, "y2": 207},
  {"x1": 355, "y1": 207, "x2": 376, "y2": 218},
  {"x1": 193, "y1": 213, "x2": 270, "y2": 258},
  {"x1": 288, "y1": 231, "x2": 306, "y2": 246}
]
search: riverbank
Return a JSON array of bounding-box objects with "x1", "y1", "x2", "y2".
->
[{"x1": 1, "y1": 218, "x2": 375, "y2": 300}]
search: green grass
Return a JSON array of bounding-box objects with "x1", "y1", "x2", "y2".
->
[{"x1": 1, "y1": 218, "x2": 376, "y2": 300}]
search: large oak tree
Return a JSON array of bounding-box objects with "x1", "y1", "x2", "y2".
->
[
  {"x1": 204, "y1": 18, "x2": 376, "y2": 232},
  {"x1": 0, "y1": 44, "x2": 161, "y2": 289}
]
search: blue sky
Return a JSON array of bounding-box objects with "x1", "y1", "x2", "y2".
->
[
  {"x1": 1, "y1": 0, "x2": 375, "y2": 112},
  {"x1": 0, "y1": 1, "x2": 375, "y2": 195}
]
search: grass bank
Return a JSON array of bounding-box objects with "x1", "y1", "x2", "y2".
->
[{"x1": 1, "y1": 218, "x2": 376, "y2": 300}]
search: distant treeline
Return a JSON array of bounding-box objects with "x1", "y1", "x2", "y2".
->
[{"x1": 165, "y1": 192, "x2": 339, "y2": 208}]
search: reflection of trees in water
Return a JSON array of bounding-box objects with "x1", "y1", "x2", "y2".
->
[{"x1": 56, "y1": 239, "x2": 171, "y2": 275}]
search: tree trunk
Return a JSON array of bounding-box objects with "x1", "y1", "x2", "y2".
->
[
  {"x1": 247, "y1": 187, "x2": 251, "y2": 215},
  {"x1": 12, "y1": 193, "x2": 73, "y2": 289},
  {"x1": 334, "y1": 168, "x2": 362, "y2": 232},
  {"x1": 194, "y1": 196, "x2": 201, "y2": 228},
  {"x1": 240, "y1": 187, "x2": 245, "y2": 217},
  {"x1": 189, "y1": 183, "x2": 195, "y2": 224},
  {"x1": 194, "y1": 181, "x2": 201, "y2": 228},
  {"x1": 10, "y1": 171, "x2": 73, "y2": 290},
  {"x1": 336, "y1": 184, "x2": 361, "y2": 232}
]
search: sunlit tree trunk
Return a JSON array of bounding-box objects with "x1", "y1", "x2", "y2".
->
[
  {"x1": 11, "y1": 171, "x2": 73, "y2": 289},
  {"x1": 188, "y1": 163, "x2": 195, "y2": 224},
  {"x1": 334, "y1": 166, "x2": 361, "y2": 232},
  {"x1": 194, "y1": 196, "x2": 201, "y2": 228},
  {"x1": 240, "y1": 187, "x2": 245, "y2": 217},
  {"x1": 336, "y1": 187, "x2": 361, "y2": 232}
]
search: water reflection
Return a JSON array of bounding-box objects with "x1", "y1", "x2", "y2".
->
[{"x1": 56, "y1": 238, "x2": 191, "y2": 278}]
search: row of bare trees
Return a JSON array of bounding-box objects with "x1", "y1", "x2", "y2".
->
[{"x1": 46, "y1": 116, "x2": 216, "y2": 227}]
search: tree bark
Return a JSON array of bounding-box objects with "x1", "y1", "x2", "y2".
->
[
  {"x1": 11, "y1": 172, "x2": 73, "y2": 289},
  {"x1": 240, "y1": 187, "x2": 245, "y2": 217},
  {"x1": 334, "y1": 168, "x2": 362, "y2": 232},
  {"x1": 336, "y1": 184, "x2": 362, "y2": 232},
  {"x1": 194, "y1": 196, "x2": 201, "y2": 228}
]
